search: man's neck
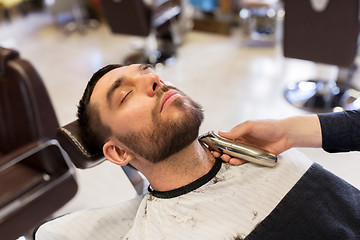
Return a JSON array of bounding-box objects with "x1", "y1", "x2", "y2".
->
[{"x1": 137, "y1": 140, "x2": 216, "y2": 192}]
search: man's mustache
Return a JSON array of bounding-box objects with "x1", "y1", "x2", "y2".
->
[
  {"x1": 156, "y1": 84, "x2": 178, "y2": 98},
  {"x1": 152, "y1": 84, "x2": 182, "y2": 118}
]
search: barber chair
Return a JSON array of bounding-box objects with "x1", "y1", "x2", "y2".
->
[
  {"x1": 239, "y1": 0, "x2": 279, "y2": 46},
  {"x1": 283, "y1": 0, "x2": 360, "y2": 112},
  {"x1": 101, "y1": 0, "x2": 183, "y2": 66},
  {"x1": 0, "y1": 46, "x2": 78, "y2": 239},
  {"x1": 56, "y1": 120, "x2": 149, "y2": 195},
  {"x1": 45, "y1": 0, "x2": 99, "y2": 35}
]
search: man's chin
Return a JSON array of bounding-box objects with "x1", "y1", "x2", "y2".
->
[{"x1": 130, "y1": 93, "x2": 204, "y2": 164}]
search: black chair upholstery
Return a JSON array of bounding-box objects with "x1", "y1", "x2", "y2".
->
[
  {"x1": 57, "y1": 120, "x2": 148, "y2": 195},
  {"x1": 0, "y1": 46, "x2": 78, "y2": 239},
  {"x1": 283, "y1": 0, "x2": 360, "y2": 112},
  {"x1": 56, "y1": 120, "x2": 104, "y2": 169},
  {"x1": 101, "y1": 0, "x2": 182, "y2": 66}
]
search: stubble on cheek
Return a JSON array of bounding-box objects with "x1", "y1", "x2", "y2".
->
[{"x1": 116, "y1": 85, "x2": 203, "y2": 163}]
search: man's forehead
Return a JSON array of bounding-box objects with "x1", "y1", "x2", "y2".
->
[
  {"x1": 94, "y1": 65, "x2": 134, "y2": 92},
  {"x1": 90, "y1": 69, "x2": 119, "y2": 105},
  {"x1": 90, "y1": 64, "x2": 145, "y2": 104},
  {"x1": 101, "y1": 64, "x2": 133, "y2": 81}
]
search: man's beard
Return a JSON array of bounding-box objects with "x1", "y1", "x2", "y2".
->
[{"x1": 116, "y1": 85, "x2": 204, "y2": 163}]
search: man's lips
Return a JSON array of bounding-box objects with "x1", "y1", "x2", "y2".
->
[{"x1": 160, "y1": 89, "x2": 181, "y2": 112}]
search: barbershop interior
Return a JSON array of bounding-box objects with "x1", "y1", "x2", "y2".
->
[{"x1": 1, "y1": 0, "x2": 360, "y2": 239}]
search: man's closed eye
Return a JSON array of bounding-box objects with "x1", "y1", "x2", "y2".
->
[{"x1": 121, "y1": 90, "x2": 133, "y2": 104}]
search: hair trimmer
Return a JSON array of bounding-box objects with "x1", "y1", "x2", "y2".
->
[{"x1": 199, "y1": 131, "x2": 278, "y2": 167}]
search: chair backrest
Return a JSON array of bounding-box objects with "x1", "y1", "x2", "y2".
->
[
  {"x1": 101, "y1": 0, "x2": 152, "y2": 36},
  {"x1": 283, "y1": 0, "x2": 360, "y2": 67},
  {"x1": 0, "y1": 46, "x2": 78, "y2": 239},
  {"x1": 0, "y1": 47, "x2": 64, "y2": 174},
  {"x1": 0, "y1": 47, "x2": 59, "y2": 154}
]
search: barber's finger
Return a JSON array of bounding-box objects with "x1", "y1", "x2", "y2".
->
[
  {"x1": 218, "y1": 122, "x2": 250, "y2": 139},
  {"x1": 221, "y1": 154, "x2": 247, "y2": 166},
  {"x1": 212, "y1": 151, "x2": 221, "y2": 158},
  {"x1": 218, "y1": 130, "x2": 233, "y2": 138},
  {"x1": 221, "y1": 154, "x2": 231, "y2": 162},
  {"x1": 228, "y1": 158, "x2": 247, "y2": 166}
]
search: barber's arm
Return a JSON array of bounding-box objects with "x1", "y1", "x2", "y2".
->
[
  {"x1": 215, "y1": 110, "x2": 360, "y2": 165},
  {"x1": 213, "y1": 115, "x2": 322, "y2": 165},
  {"x1": 318, "y1": 110, "x2": 360, "y2": 152}
]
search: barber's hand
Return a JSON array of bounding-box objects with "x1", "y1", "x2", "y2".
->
[
  {"x1": 212, "y1": 120, "x2": 291, "y2": 165},
  {"x1": 211, "y1": 151, "x2": 248, "y2": 165}
]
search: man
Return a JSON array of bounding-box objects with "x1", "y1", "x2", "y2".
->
[
  {"x1": 36, "y1": 64, "x2": 360, "y2": 239},
  {"x1": 77, "y1": 63, "x2": 213, "y2": 192}
]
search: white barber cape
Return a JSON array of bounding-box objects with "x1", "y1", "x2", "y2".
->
[{"x1": 36, "y1": 149, "x2": 313, "y2": 239}]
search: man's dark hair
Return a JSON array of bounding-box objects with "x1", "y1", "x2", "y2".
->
[{"x1": 77, "y1": 64, "x2": 123, "y2": 155}]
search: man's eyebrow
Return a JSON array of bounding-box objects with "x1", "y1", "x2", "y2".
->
[
  {"x1": 106, "y1": 78, "x2": 123, "y2": 109},
  {"x1": 139, "y1": 63, "x2": 153, "y2": 71}
]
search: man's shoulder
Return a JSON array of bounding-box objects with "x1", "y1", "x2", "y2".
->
[
  {"x1": 218, "y1": 148, "x2": 313, "y2": 186},
  {"x1": 35, "y1": 196, "x2": 144, "y2": 240},
  {"x1": 125, "y1": 150, "x2": 315, "y2": 239}
]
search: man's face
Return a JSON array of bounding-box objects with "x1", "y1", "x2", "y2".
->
[{"x1": 90, "y1": 64, "x2": 203, "y2": 163}]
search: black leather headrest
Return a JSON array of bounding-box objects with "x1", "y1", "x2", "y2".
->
[
  {"x1": 56, "y1": 120, "x2": 105, "y2": 169},
  {"x1": 57, "y1": 120, "x2": 147, "y2": 194},
  {"x1": 0, "y1": 47, "x2": 19, "y2": 77}
]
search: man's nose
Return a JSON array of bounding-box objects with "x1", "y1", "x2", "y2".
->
[{"x1": 137, "y1": 73, "x2": 163, "y2": 97}]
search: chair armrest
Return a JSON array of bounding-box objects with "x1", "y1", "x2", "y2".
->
[
  {"x1": 0, "y1": 139, "x2": 77, "y2": 220},
  {"x1": 0, "y1": 141, "x2": 39, "y2": 167},
  {"x1": 0, "y1": 140, "x2": 74, "y2": 172}
]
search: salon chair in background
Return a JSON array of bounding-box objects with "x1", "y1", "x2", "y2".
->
[
  {"x1": 0, "y1": 46, "x2": 78, "y2": 239},
  {"x1": 101, "y1": 0, "x2": 191, "y2": 66},
  {"x1": 45, "y1": 0, "x2": 99, "y2": 35},
  {"x1": 283, "y1": 0, "x2": 360, "y2": 112}
]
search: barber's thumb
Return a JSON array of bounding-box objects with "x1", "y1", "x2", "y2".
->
[{"x1": 218, "y1": 130, "x2": 234, "y2": 139}]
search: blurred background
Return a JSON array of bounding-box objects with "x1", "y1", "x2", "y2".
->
[{"x1": 1, "y1": 0, "x2": 359, "y2": 239}]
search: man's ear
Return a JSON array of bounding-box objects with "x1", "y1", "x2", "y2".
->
[{"x1": 103, "y1": 139, "x2": 134, "y2": 166}]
